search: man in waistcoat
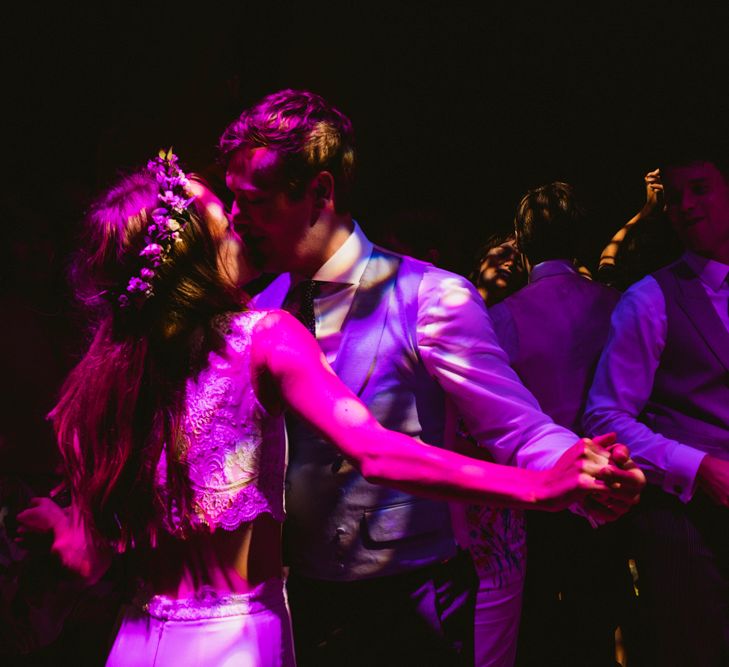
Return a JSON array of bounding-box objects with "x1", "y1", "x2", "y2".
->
[
  {"x1": 219, "y1": 89, "x2": 642, "y2": 667},
  {"x1": 489, "y1": 182, "x2": 624, "y2": 667},
  {"x1": 585, "y1": 152, "x2": 729, "y2": 667}
]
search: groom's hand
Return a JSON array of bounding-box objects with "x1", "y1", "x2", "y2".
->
[{"x1": 575, "y1": 433, "x2": 645, "y2": 523}]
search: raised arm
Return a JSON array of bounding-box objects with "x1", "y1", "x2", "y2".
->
[
  {"x1": 250, "y1": 309, "x2": 633, "y2": 516},
  {"x1": 598, "y1": 168, "x2": 664, "y2": 275}
]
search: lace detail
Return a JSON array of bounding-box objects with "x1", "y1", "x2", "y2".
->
[
  {"x1": 155, "y1": 310, "x2": 286, "y2": 533},
  {"x1": 134, "y1": 579, "x2": 287, "y2": 621}
]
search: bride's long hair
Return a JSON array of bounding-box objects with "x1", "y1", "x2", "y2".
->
[{"x1": 52, "y1": 166, "x2": 241, "y2": 550}]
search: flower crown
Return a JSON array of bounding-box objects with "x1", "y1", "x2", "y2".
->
[{"x1": 118, "y1": 149, "x2": 196, "y2": 308}]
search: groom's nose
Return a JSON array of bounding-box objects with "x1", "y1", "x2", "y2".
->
[{"x1": 230, "y1": 201, "x2": 247, "y2": 226}]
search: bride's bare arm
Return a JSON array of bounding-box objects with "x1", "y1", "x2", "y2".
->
[{"x1": 250, "y1": 309, "x2": 640, "y2": 515}]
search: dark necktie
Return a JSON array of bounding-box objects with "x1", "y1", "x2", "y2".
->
[{"x1": 286, "y1": 279, "x2": 320, "y2": 336}]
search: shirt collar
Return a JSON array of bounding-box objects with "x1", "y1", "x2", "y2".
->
[
  {"x1": 683, "y1": 250, "x2": 729, "y2": 292},
  {"x1": 310, "y1": 221, "x2": 373, "y2": 285},
  {"x1": 529, "y1": 259, "x2": 578, "y2": 283}
]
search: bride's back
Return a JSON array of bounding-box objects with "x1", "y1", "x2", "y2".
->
[{"x1": 147, "y1": 310, "x2": 287, "y2": 598}]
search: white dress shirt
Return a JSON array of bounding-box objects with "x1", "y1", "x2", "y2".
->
[
  {"x1": 584, "y1": 251, "x2": 729, "y2": 501},
  {"x1": 306, "y1": 222, "x2": 579, "y2": 471},
  {"x1": 308, "y1": 221, "x2": 373, "y2": 364}
]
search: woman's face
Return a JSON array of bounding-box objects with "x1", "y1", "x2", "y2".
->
[
  {"x1": 188, "y1": 180, "x2": 260, "y2": 288},
  {"x1": 479, "y1": 240, "x2": 524, "y2": 293}
]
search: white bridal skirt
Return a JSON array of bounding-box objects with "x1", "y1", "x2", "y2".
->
[{"x1": 105, "y1": 578, "x2": 295, "y2": 667}]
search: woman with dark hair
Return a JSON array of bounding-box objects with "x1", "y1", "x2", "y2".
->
[
  {"x1": 17, "y1": 152, "x2": 640, "y2": 666},
  {"x1": 469, "y1": 233, "x2": 527, "y2": 307}
]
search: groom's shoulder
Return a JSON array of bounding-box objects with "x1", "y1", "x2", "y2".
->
[
  {"x1": 400, "y1": 255, "x2": 478, "y2": 297},
  {"x1": 372, "y1": 244, "x2": 466, "y2": 287},
  {"x1": 377, "y1": 248, "x2": 483, "y2": 317}
]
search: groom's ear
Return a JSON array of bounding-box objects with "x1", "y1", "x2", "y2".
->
[
  {"x1": 308, "y1": 171, "x2": 335, "y2": 225},
  {"x1": 311, "y1": 171, "x2": 334, "y2": 205}
]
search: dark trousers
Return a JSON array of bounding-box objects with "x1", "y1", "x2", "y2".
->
[
  {"x1": 286, "y1": 550, "x2": 477, "y2": 667},
  {"x1": 515, "y1": 510, "x2": 632, "y2": 667},
  {"x1": 628, "y1": 488, "x2": 729, "y2": 667}
]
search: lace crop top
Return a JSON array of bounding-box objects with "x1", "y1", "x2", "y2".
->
[{"x1": 155, "y1": 310, "x2": 286, "y2": 534}]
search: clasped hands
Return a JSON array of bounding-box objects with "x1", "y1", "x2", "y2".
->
[{"x1": 542, "y1": 432, "x2": 645, "y2": 525}]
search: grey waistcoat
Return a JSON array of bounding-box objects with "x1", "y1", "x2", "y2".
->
[
  {"x1": 640, "y1": 259, "x2": 729, "y2": 458},
  {"x1": 255, "y1": 247, "x2": 457, "y2": 581}
]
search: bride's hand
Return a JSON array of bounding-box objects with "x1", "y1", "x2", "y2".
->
[
  {"x1": 534, "y1": 435, "x2": 645, "y2": 523},
  {"x1": 17, "y1": 497, "x2": 111, "y2": 584},
  {"x1": 534, "y1": 438, "x2": 614, "y2": 512},
  {"x1": 16, "y1": 496, "x2": 67, "y2": 538}
]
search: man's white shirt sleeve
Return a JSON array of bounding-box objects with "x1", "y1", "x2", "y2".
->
[
  {"x1": 583, "y1": 275, "x2": 707, "y2": 502},
  {"x1": 416, "y1": 266, "x2": 578, "y2": 471}
]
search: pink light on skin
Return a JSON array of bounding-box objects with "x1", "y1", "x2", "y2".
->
[
  {"x1": 226, "y1": 146, "x2": 314, "y2": 275},
  {"x1": 226, "y1": 145, "x2": 354, "y2": 279},
  {"x1": 188, "y1": 179, "x2": 260, "y2": 288},
  {"x1": 14, "y1": 202, "x2": 647, "y2": 595},
  {"x1": 248, "y1": 309, "x2": 644, "y2": 517}
]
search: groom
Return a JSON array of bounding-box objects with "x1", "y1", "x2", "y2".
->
[{"x1": 219, "y1": 89, "x2": 641, "y2": 666}]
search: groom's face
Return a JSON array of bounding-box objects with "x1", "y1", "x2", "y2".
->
[{"x1": 226, "y1": 146, "x2": 313, "y2": 273}]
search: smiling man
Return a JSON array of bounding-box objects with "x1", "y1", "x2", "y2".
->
[{"x1": 585, "y1": 153, "x2": 729, "y2": 666}]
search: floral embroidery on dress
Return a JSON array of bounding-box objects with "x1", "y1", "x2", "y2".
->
[
  {"x1": 184, "y1": 375, "x2": 233, "y2": 441},
  {"x1": 465, "y1": 504, "x2": 526, "y2": 590},
  {"x1": 155, "y1": 310, "x2": 286, "y2": 534},
  {"x1": 223, "y1": 441, "x2": 260, "y2": 483},
  {"x1": 453, "y1": 417, "x2": 527, "y2": 589}
]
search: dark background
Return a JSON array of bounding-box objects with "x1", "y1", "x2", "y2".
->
[{"x1": 2, "y1": 1, "x2": 729, "y2": 471}]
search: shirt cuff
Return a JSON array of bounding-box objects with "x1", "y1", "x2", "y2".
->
[{"x1": 663, "y1": 445, "x2": 708, "y2": 502}]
